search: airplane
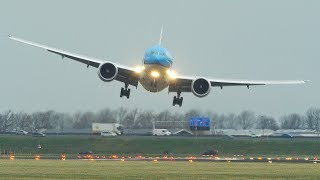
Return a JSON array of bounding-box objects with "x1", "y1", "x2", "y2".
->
[{"x1": 8, "y1": 29, "x2": 308, "y2": 107}]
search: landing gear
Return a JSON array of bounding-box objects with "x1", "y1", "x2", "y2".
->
[
  {"x1": 120, "y1": 83, "x2": 130, "y2": 99},
  {"x1": 172, "y1": 91, "x2": 183, "y2": 107},
  {"x1": 151, "y1": 80, "x2": 157, "y2": 88}
]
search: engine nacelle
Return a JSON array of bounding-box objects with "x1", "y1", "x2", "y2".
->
[
  {"x1": 98, "y1": 62, "x2": 118, "y2": 82},
  {"x1": 191, "y1": 78, "x2": 211, "y2": 97}
]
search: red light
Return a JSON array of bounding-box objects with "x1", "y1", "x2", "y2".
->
[
  {"x1": 188, "y1": 156, "x2": 197, "y2": 160},
  {"x1": 136, "y1": 155, "x2": 145, "y2": 159}
]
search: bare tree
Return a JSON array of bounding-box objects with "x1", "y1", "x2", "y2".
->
[
  {"x1": 237, "y1": 110, "x2": 256, "y2": 130},
  {"x1": 31, "y1": 111, "x2": 57, "y2": 131},
  {"x1": 206, "y1": 111, "x2": 223, "y2": 129},
  {"x1": 115, "y1": 107, "x2": 129, "y2": 125},
  {"x1": 218, "y1": 114, "x2": 229, "y2": 129},
  {"x1": 72, "y1": 111, "x2": 95, "y2": 129},
  {"x1": 0, "y1": 110, "x2": 14, "y2": 132},
  {"x1": 156, "y1": 110, "x2": 185, "y2": 129},
  {"x1": 256, "y1": 115, "x2": 279, "y2": 130},
  {"x1": 155, "y1": 110, "x2": 172, "y2": 128},
  {"x1": 224, "y1": 113, "x2": 238, "y2": 129},
  {"x1": 49, "y1": 112, "x2": 72, "y2": 132},
  {"x1": 96, "y1": 108, "x2": 116, "y2": 123},
  {"x1": 59, "y1": 113, "x2": 74, "y2": 130},
  {"x1": 134, "y1": 110, "x2": 154, "y2": 129},
  {"x1": 123, "y1": 108, "x2": 139, "y2": 129},
  {"x1": 280, "y1": 113, "x2": 304, "y2": 129},
  {"x1": 171, "y1": 112, "x2": 185, "y2": 129},
  {"x1": 72, "y1": 111, "x2": 82, "y2": 128},
  {"x1": 184, "y1": 109, "x2": 201, "y2": 120},
  {"x1": 305, "y1": 108, "x2": 320, "y2": 131},
  {"x1": 12, "y1": 112, "x2": 32, "y2": 131}
]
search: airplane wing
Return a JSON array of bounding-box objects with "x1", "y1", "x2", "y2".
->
[
  {"x1": 8, "y1": 35, "x2": 139, "y2": 87},
  {"x1": 169, "y1": 75, "x2": 308, "y2": 93}
]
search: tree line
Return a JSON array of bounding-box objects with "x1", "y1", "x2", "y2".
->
[{"x1": 0, "y1": 107, "x2": 320, "y2": 133}]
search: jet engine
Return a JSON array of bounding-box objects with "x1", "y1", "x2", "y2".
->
[
  {"x1": 191, "y1": 78, "x2": 211, "y2": 97},
  {"x1": 98, "y1": 62, "x2": 118, "y2": 82}
]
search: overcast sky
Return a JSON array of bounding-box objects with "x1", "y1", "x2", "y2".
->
[{"x1": 0, "y1": 0, "x2": 318, "y2": 117}]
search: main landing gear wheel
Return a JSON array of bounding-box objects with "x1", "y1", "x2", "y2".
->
[
  {"x1": 120, "y1": 84, "x2": 130, "y2": 99},
  {"x1": 172, "y1": 91, "x2": 183, "y2": 107}
]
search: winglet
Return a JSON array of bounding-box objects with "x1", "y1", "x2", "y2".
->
[{"x1": 159, "y1": 26, "x2": 163, "y2": 46}]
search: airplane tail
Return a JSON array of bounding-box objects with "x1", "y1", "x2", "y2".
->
[{"x1": 159, "y1": 26, "x2": 163, "y2": 46}]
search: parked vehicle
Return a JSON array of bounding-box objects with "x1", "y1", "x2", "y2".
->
[
  {"x1": 249, "y1": 133, "x2": 261, "y2": 138},
  {"x1": 202, "y1": 149, "x2": 219, "y2": 156},
  {"x1": 92, "y1": 123, "x2": 123, "y2": 135},
  {"x1": 280, "y1": 133, "x2": 294, "y2": 138},
  {"x1": 32, "y1": 132, "x2": 46, "y2": 137},
  {"x1": 16, "y1": 130, "x2": 28, "y2": 135},
  {"x1": 153, "y1": 129, "x2": 171, "y2": 136},
  {"x1": 101, "y1": 131, "x2": 117, "y2": 137}
]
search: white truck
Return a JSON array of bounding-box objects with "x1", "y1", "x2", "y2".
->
[
  {"x1": 92, "y1": 123, "x2": 122, "y2": 135},
  {"x1": 153, "y1": 129, "x2": 171, "y2": 136}
]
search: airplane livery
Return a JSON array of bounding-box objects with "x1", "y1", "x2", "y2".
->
[{"x1": 9, "y1": 30, "x2": 307, "y2": 107}]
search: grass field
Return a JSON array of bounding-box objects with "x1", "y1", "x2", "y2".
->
[
  {"x1": 0, "y1": 135, "x2": 320, "y2": 157},
  {"x1": 0, "y1": 160, "x2": 319, "y2": 179}
]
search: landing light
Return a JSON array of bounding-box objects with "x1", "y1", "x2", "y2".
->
[
  {"x1": 151, "y1": 71, "x2": 160, "y2": 78},
  {"x1": 61, "y1": 154, "x2": 67, "y2": 160},
  {"x1": 166, "y1": 69, "x2": 177, "y2": 79},
  {"x1": 134, "y1": 66, "x2": 145, "y2": 73}
]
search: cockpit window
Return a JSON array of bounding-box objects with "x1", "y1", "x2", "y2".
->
[{"x1": 149, "y1": 51, "x2": 166, "y2": 56}]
